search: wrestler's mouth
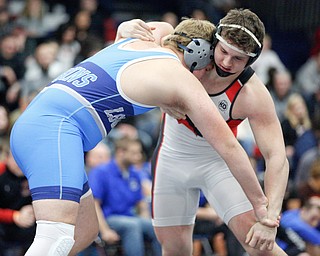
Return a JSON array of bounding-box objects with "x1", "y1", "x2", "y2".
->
[{"x1": 218, "y1": 65, "x2": 231, "y2": 72}]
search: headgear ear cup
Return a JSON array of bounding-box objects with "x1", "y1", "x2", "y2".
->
[
  {"x1": 246, "y1": 43, "x2": 262, "y2": 66},
  {"x1": 175, "y1": 32, "x2": 213, "y2": 72},
  {"x1": 178, "y1": 39, "x2": 213, "y2": 71}
]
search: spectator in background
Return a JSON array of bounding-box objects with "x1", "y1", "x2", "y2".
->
[
  {"x1": 72, "y1": 9, "x2": 93, "y2": 45},
  {"x1": 269, "y1": 69, "x2": 296, "y2": 122},
  {"x1": 191, "y1": 8, "x2": 208, "y2": 20},
  {"x1": 85, "y1": 141, "x2": 111, "y2": 172},
  {"x1": 19, "y1": 40, "x2": 66, "y2": 110},
  {"x1": 294, "y1": 116, "x2": 320, "y2": 189},
  {"x1": 282, "y1": 139, "x2": 320, "y2": 215},
  {"x1": 0, "y1": 1, "x2": 17, "y2": 38},
  {"x1": 251, "y1": 33, "x2": 286, "y2": 84},
  {"x1": 89, "y1": 137, "x2": 161, "y2": 256},
  {"x1": 8, "y1": 88, "x2": 39, "y2": 135},
  {"x1": 108, "y1": 122, "x2": 153, "y2": 200},
  {"x1": 280, "y1": 196, "x2": 320, "y2": 256},
  {"x1": 0, "y1": 33, "x2": 26, "y2": 111},
  {"x1": 276, "y1": 225, "x2": 310, "y2": 256},
  {"x1": 0, "y1": 149, "x2": 36, "y2": 256},
  {"x1": 109, "y1": 122, "x2": 155, "y2": 160},
  {"x1": 73, "y1": 33, "x2": 104, "y2": 64},
  {"x1": 76, "y1": 0, "x2": 104, "y2": 40},
  {"x1": 161, "y1": 11, "x2": 179, "y2": 28},
  {"x1": 11, "y1": 25, "x2": 37, "y2": 62},
  {"x1": 54, "y1": 22, "x2": 81, "y2": 70},
  {"x1": 281, "y1": 93, "x2": 317, "y2": 178},
  {"x1": 295, "y1": 49, "x2": 320, "y2": 98},
  {"x1": 16, "y1": 0, "x2": 68, "y2": 43},
  {"x1": 305, "y1": 83, "x2": 320, "y2": 128},
  {"x1": 297, "y1": 158, "x2": 320, "y2": 203}
]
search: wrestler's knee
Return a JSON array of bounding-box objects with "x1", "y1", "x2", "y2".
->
[
  {"x1": 155, "y1": 226, "x2": 193, "y2": 256},
  {"x1": 228, "y1": 210, "x2": 256, "y2": 242},
  {"x1": 25, "y1": 220, "x2": 75, "y2": 256}
]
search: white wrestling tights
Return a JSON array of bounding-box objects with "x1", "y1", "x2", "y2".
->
[{"x1": 25, "y1": 220, "x2": 75, "y2": 256}]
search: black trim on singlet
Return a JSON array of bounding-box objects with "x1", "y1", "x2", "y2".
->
[
  {"x1": 228, "y1": 67, "x2": 255, "y2": 121},
  {"x1": 151, "y1": 113, "x2": 166, "y2": 179},
  {"x1": 239, "y1": 66, "x2": 255, "y2": 85},
  {"x1": 208, "y1": 66, "x2": 255, "y2": 97},
  {"x1": 150, "y1": 113, "x2": 166, "y2": 219}
]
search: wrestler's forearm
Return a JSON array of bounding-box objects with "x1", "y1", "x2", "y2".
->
[
  {"x1": 228, "y1": 155, "x2": 268, "y2": 209},
  {"x1": 264, "y1": 156, "x2": 289, "y2": 219}
]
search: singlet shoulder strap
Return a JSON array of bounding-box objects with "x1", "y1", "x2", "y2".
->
[{"x1": 238, "y1": 67, "x2": 255, "y2": 85}]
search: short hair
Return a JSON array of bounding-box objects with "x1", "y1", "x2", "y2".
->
[
  {"x1": 219, "y1": 8, "x2": 265, "y2": 54},
  {"x1": 163, "y1": 18, "x2": 215, "y2": 52}
]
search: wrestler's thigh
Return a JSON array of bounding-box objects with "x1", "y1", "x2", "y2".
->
[
  {"x1": 202, "y1": 168, "x2": 252, "y2": 224},
  {"x1": 11, "y1": 115, "x2": 86, "y2": 194},
  {"x1": 32, "y1": 199, "x2": 79, "y2": 224},
  {"x1": 152, "y1": 156, "x2": 200, "y2": 227}
]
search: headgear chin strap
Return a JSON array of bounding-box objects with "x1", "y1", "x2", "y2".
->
[
  {"x1": 212, "y1": 23, "x2": 263, "y2": 67},
  {"x1": 174, "y1": 32, "x2": 213, "y2": 72}
]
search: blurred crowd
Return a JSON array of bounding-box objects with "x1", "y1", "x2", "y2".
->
[{"x1": 0, "y1": 0, "x2": 319, "y2": 255}]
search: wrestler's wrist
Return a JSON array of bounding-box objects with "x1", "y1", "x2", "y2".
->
[
  {"x1": 267, "y1": 211, "x2": 281, "y2": 222},
  {"x1": 253, "y1": 196, "x2": 268, "y2": 211}
]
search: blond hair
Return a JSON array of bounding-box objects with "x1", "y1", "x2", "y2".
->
[
  {"x1": 285, "y1": 93, "x2": 311, "y2": 129},
  {"x1": 163, "y1": 18, "x2": 215, "y2": 52}
]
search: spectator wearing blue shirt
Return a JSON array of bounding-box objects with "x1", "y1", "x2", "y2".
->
[
  {"x1": 88, "y1": 137, "x2": 161, "y2": 256},
  {"x1": 280, "y1": 196, "x2": 320, "y2": 255}
]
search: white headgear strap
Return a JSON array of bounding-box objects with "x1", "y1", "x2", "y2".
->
[
  {"x1": 216, "y1": 23, "x2": 262, "y2": 57},
  {"x1": 215, "y1": 34, "x2": 257, "y2": 57}
]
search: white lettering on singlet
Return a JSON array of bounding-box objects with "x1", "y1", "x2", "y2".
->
[
  {"x1": 104, "y1": 107, "x2": 126, "y2": 128},
  {"x1": 52, "y1": 67, "x2": 97, "y2": 87}
]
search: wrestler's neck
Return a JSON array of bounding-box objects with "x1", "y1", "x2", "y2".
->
[
  {"x1": 201, "y1": 66, "x2": 242, "y2": 93},
  {"x1": 164, "y1": 45, "x2": 183, "y2": 61}
]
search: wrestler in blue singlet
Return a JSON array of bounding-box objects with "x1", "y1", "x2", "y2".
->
[{"x1": 10, "y1": 38, "x2": 179, "y2": 203}]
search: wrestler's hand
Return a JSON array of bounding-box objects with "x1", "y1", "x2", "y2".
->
[
  {"x1": 254, "y1": 203, "x2": 280, "y2": 228},
  {"x1": 117, "y1": 19, "x2": 155, "y2": 41},
  {"x1": 245, "y1": 222, "x2": 277, "y2": 251},
  {"x1": 160, "y1": 107, "x2": 186, "y2": 120}
]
